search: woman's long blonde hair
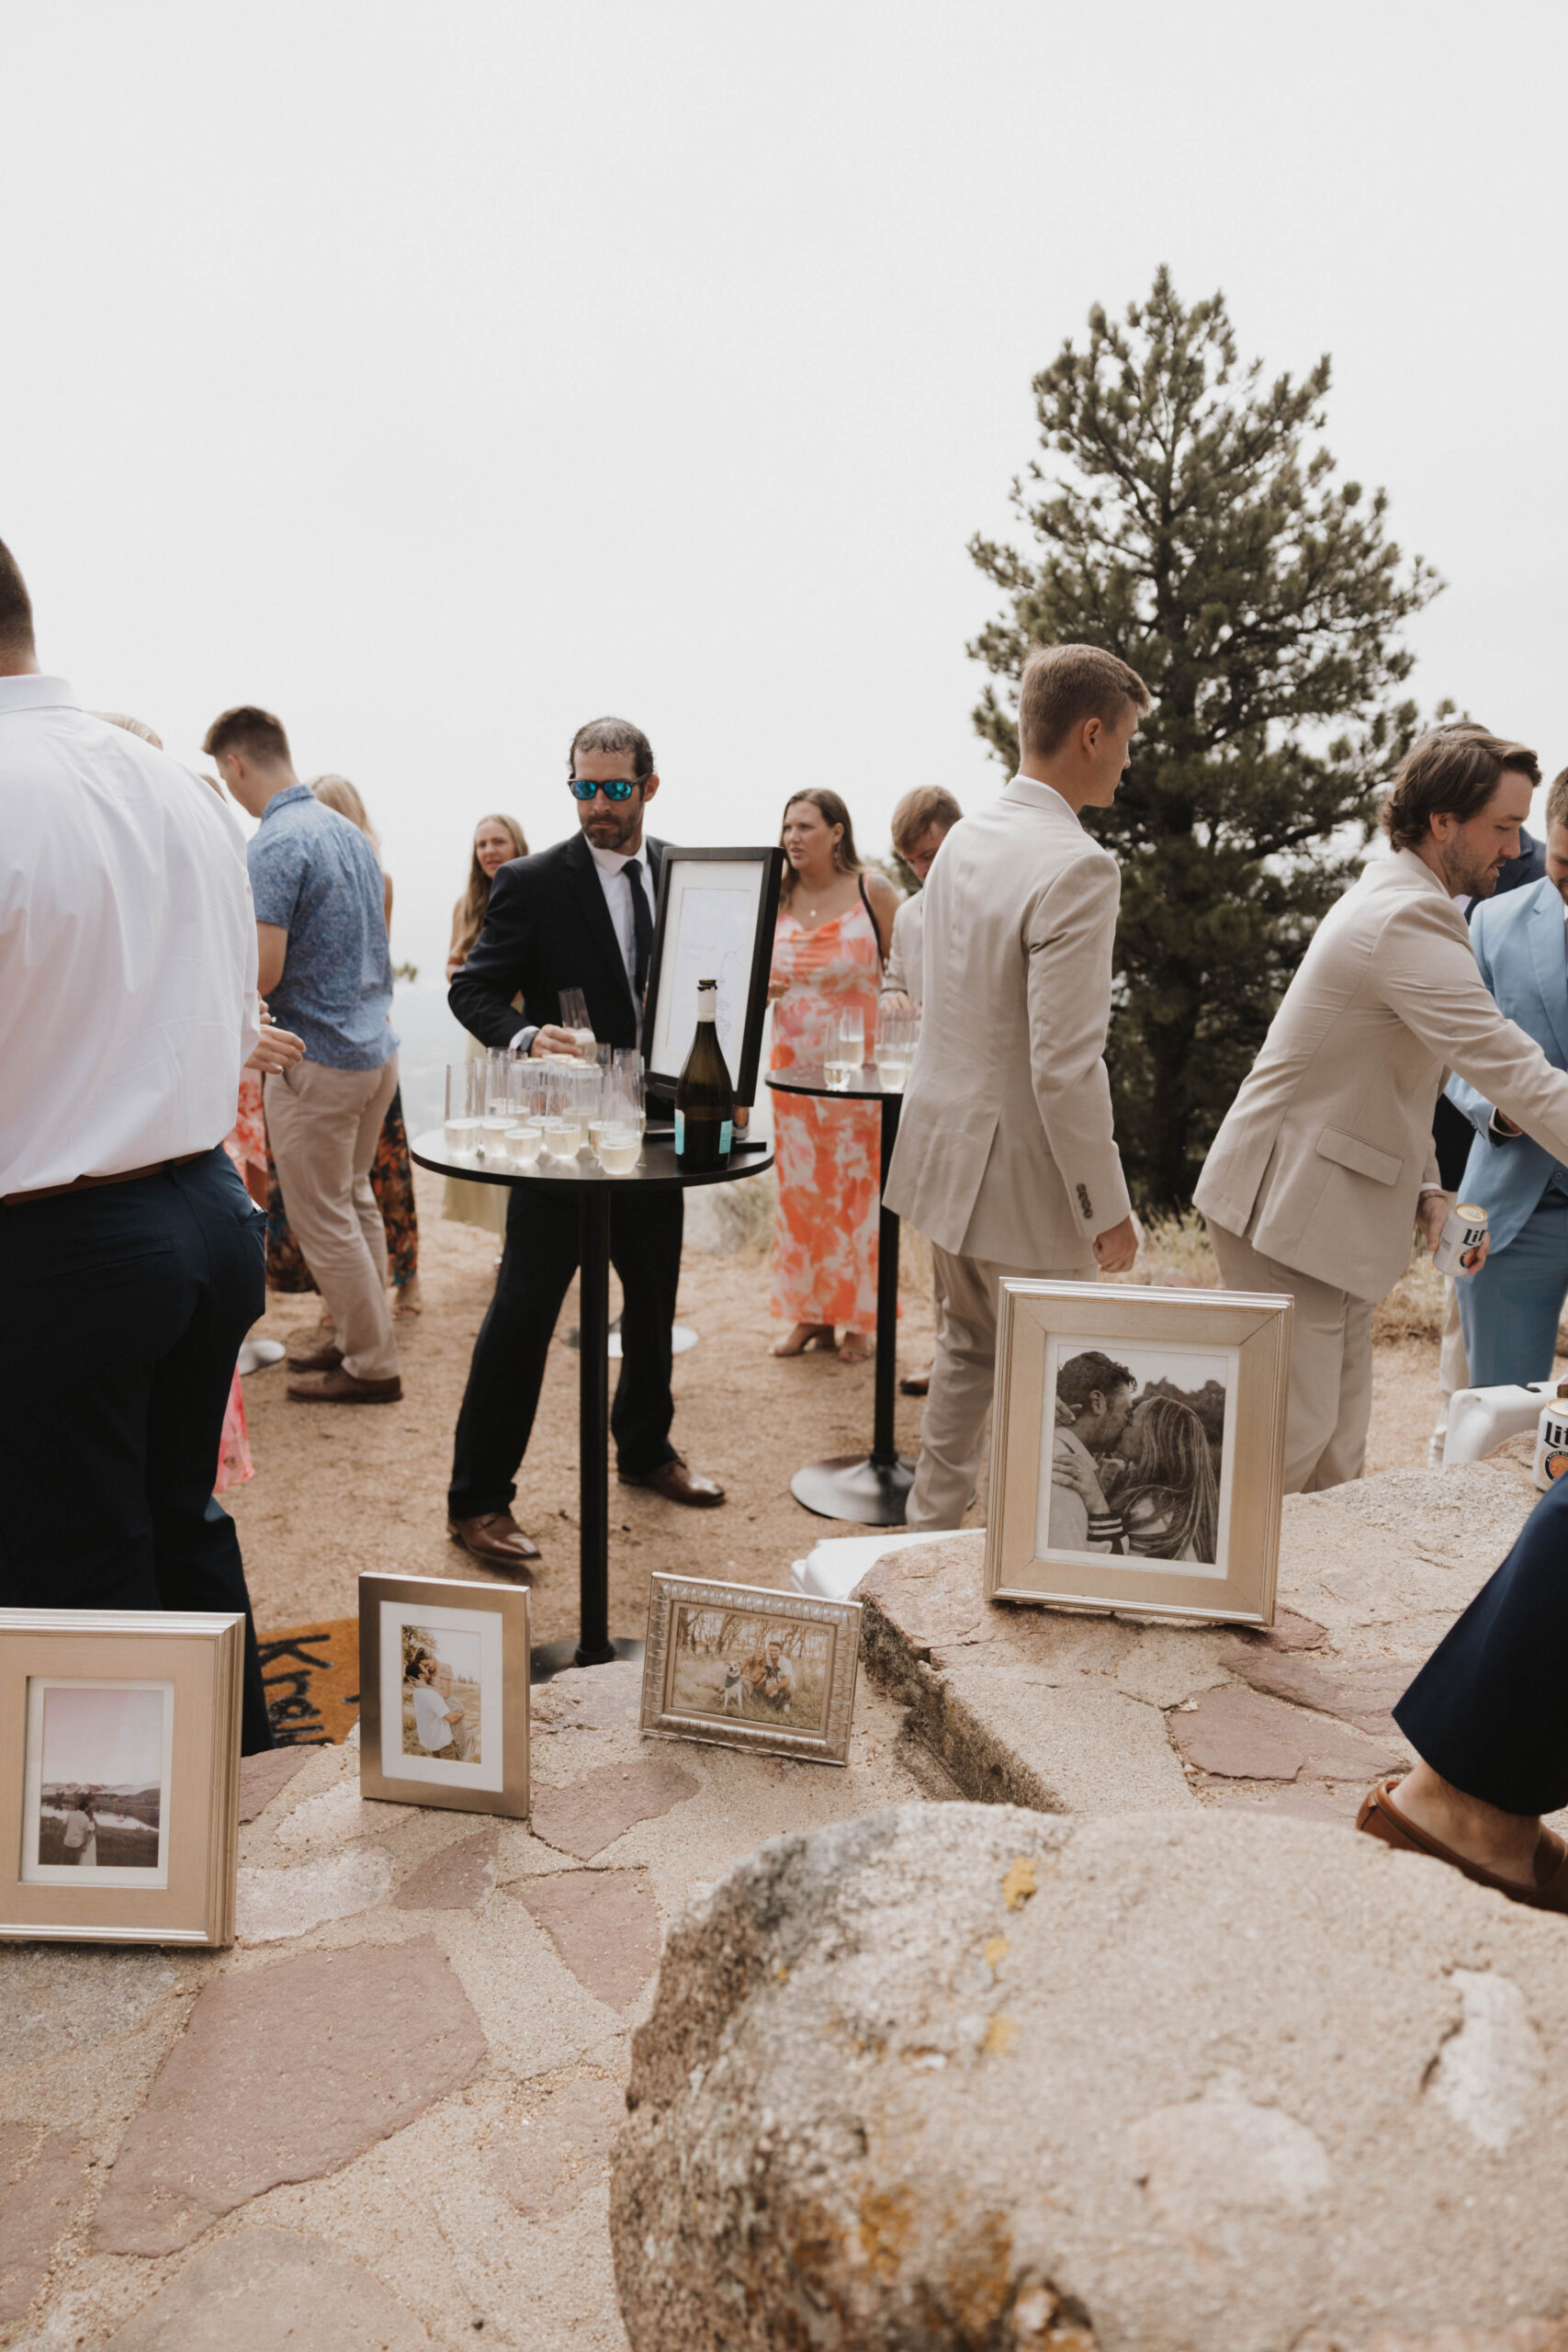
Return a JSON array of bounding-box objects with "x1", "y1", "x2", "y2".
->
[
  {"x1": 454, "y1": 814, "x2": 530, "y2": 963},
  {"x1": 778, "y1": 788, "x2": 862, "y2": 907},
  {"x1": 310, "y1": 774, "x2": 379, "y2": 857},
  {"x1": 1111, "y1": 1396, "x2": 1219, "y2": 1563}
]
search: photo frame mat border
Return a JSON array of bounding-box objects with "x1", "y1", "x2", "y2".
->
[{"x1": 641, "y1": 845, "x2": 786, "y2": 1107}]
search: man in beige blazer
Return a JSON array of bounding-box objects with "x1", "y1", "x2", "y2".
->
[
  {"x1": 885, "y1": 644, "x2": 1146, "y2": 1530},
  {"x1": 1197, "y1": 724, "x2": 1568, "y2": 1494},
  {"x1": 880, "y1": 785, "x2": 963, "y2": 1397}
]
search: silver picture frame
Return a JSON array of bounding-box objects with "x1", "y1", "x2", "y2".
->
[{"x1": 639, "y1": 1575, "x2": 861, "y2": 1765}]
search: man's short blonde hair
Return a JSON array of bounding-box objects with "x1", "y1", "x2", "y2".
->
[
  {"x1": 1545, "y1": 765, "x2": 1568, "y2": 835},
  {"x1": 890, "y1": 786, "x2": 963, "y2": 857},
  {"x1": 1017, "y1": 643, "x2": 1150, "y2": 762}
]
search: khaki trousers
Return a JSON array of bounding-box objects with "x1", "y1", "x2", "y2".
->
[
  {"x1": 265, "y1": 1055, "x2": 400, "y2": 1382},
  {"x1": 908, "y1": 1245, "x2": 1088, "y2": 1532},
  {"x1": 1207, "y1": 1220, "x2": 1373, "y2": 1494}
]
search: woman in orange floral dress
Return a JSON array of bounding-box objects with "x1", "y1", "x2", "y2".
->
[{"x1": 768, "y1": 791, "x2": 897, "y2": 1362}]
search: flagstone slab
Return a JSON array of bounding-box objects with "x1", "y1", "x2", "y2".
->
[
  {"x1": 1168, "y1": 1683, "x2": 1404, "y2": 1783},
  {"x1": 93, "y1": 1938, "x2": 487, "y2": 2255},
  {"x1": 531, "y1": 1757, "x2": 701, "y2": 1860},
  {"x1": 236, "y1": 1746, "x2": 317, "y2": 1823},
  {"x1": 515, "y1": 1872, "x2": 661, "y2": 2013},
  {"x1": 0, "y1": 2127, "x2": 91, "y2": 2324},
  {"x1": 490, "y1": 2071, "x2": 626, "y2": 2221},
  {"x1": 1226, "y1": 1645, "x2": 1416, "y2": 1736},
  {"x1": 532, "y1": 1660, "x2": 645, "y2": 1736},
  {"x1": 392, "y1": 1826, "x2": 499, "y2": 1912},
  {"x1": 101, "y1": 2226, "x2": 432, "y2": 2350}
]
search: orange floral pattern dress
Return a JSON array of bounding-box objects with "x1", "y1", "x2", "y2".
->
[{"x1": 769, "y1": 898, "x2": 884, "y2": 1334}]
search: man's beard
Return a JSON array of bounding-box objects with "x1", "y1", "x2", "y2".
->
[
  {"x1": 585, "y1": 803, "x2": 640, "y2": 853},
  {"x1": 1442, "y1": 843, "x2": 1506, "y2": 899}
]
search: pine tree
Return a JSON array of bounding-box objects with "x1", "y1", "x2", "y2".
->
[{"x1": 968, "y1": 267, "x2": 1443, "y2": 1210}]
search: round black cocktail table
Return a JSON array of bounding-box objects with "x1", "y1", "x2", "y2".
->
[
  {"x1": 763, "y1": 1064, "x2": 914, "y2": 1525},
  {"x1": 410, "y1": 1130, "x2": 774, "y2": 1677}
]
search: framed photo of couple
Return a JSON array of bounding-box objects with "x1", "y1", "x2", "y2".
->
[
  {"x1": 0, "y1": 1611, "x2": 245, "y2": 1946},
  {"x1": 985, "y1": 1281, "x2": 1293, "y2": 1626},
  {"x1": 357, "y1": 1574, "x2": 531, "y2": 1817}
]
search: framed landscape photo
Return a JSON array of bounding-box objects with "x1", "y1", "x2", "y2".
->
[
  {"x1": 985, "y1": 1281, "x2": 1293, "y2": 1626},
  {"x1": 639, "y1": 1575, "x2": 861, "y2": 1764},
  {"x1": 642, "y1": 845, "x2": 787, "y2": 1109},
  {"x1": 0, "y1": 1611, "x2": 244, "y2": 1946},
  {"x1": 358, "y1": 1574, "x2": 530, "y2": 1818}
]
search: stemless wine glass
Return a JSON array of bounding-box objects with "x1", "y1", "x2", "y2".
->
[
  {"x1": 558, "y1": 988, "x2": 596, "y2": 1054},
  {"x1": 480, "y1": 1049, "x2": 515, "y2": 1160},
  {"x1": 542, "y1": 1065, "x2": 581, "y2": 1160},
  {"x1": 826, "y1": 1012, "x2": 864, "y2": 1091},
  {"x1": 504, "y1": 1068, "x2": 546, "y2": 1167},
  {"x1": 612, "y1": 1049, "x2": 647, "y2": 1160},
  {"x1": 445, "y1": 1062, "x2": 484, "y2": 1157}
]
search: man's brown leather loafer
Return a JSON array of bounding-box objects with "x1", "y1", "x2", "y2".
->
[
  {"x1": 287, "y1": 1340, "x2": 344, "y2": 1374},
  {"x1": 286, "y1": 1367, "x2": 402, "y2": 1404},
  {"x1": 447, "y1": 1510, "x2": 540, "y2": 1573},
  {"x1": 1357, "y1": 1778, "x2": 1568, "y2": 1913},
  {"x1": 618, "y1": 1456, "x2": 726, "y2": 1508}
]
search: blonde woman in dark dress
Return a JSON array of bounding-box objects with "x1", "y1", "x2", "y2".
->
[{"x1": 444, "y1": 815, "x2": 530, "y2": 1237}]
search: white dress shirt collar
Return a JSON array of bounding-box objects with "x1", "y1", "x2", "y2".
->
[
  {"x1": 0, "y1": 673, "x2": 82, "y2": 716},
  {"x1": 586, "y1": 836, "x2": 647, "y2": 879},
  {"x1": 1004, "y1": 774, "x2": 1080, "y2": 823}
]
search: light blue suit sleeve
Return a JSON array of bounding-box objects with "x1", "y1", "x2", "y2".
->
[{"x1": 1445, "y1": 915, "x2": 1502, "y2": 1136}]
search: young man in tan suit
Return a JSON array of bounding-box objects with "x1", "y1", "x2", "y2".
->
[
  {"x1": 1197, "y1": 725, "x2": 1568, "y2": 1494},
  {"x1": 885, "y1": 645, "x2": 1146, "y2": 1531}
]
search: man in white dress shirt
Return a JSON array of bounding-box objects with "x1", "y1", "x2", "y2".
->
[
  {"x1": 885, "y1": 643, "x2": 1145, "y2": 1530},
  {"x1": 0, "y1": 537, "x2": 289, "y2": 1752}
]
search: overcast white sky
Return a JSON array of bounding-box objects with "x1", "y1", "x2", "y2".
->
[{"x1": 6, "y1": 1, "x2": 1565, "y2": 980}]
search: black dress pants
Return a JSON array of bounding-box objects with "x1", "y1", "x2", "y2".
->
[
  {"x1": 1395, "y1": 1474, "x2": 1568, "y2": 1815},
  {"x1": 0, "y1": 1148, "x2": 274, "y2": 1754},
  {"x1": 448, "y1": 1181, "x2": 682, "y2": 1521}
]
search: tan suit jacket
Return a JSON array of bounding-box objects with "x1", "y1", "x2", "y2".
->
[
  {"x1": 1196, "y1": 847, "x2": 1568, "y2": 1300},
  {"x1": 882, "y1": 891, "x2": 925, "y2": 1009},
  {"x1": 884, "y1": 778, "x2": 1132, "y2": 1265}
]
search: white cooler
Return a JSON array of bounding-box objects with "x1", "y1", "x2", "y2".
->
[
  {"x1": 1443, "y1": 1378, "x2": 1568, "y2": 1467},
  {"x1": 790, "y1": 1526, "x2": 976, "y2": 1604}
]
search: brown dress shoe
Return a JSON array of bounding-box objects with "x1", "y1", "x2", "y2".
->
[
  {"x1": 287, "y1": 1340, "x2": 344, "y2": 1373},
  {"x1": 618, "y1": 1455, "x2": 726, "y2": 1508},
  {"x1": 899, "y1": 1366, "x2": 931, "y2": 1396},
  {"x1": 1357, "y1": 1777, "x2": 1568, "y2": 1912},
  {"x1": 447, "y1": 1510, "x2": 540, "y2": 1573},
  {"x1": 286, "y1": 1366, "x2": 402, "y2": 1404}
]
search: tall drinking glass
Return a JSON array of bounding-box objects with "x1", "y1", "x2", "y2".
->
[
  {"x1": 445, "y1": 1062, "x2": 484, "y2": 1157},
  {"x1": 825, "y1": 1013, "x2": 864, "y2": 1091},
  {"x1": 874, "y1": 1004, "x2": 917, "y2": 1091}
]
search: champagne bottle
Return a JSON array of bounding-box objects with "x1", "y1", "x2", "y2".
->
[{"x1": 674, "y1": 979, "x2": 735, "y2": 1170}]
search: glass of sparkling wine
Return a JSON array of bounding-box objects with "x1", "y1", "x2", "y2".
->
[
  {"x1": 612, "y1": 1049, "x2": 646, "y2": 1159},
  {"x1": 874, "y1": 1005, "x2": 916, "y2": 1091},
  {"x1": 558, "y1": 988, "x2": 596, "y2": 1056},
  {"x1": 825, "y1": 1013, "x2": 863, "y2": 1091},
  {"x1": 596, "y1": 1122, "x2": 640, "y2": 1175},
  {"x1": 505, "y1": 1069, "x2": 546, "y2": 1166},
  {"x1": 444, "y1": 1063, "x2": 484, "y2": 1157}
]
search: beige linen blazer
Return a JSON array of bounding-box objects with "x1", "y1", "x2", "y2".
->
[
  {"x1": 882, "y1": 890, "x2": 925, "y2": 1009},
  {"x1": 1195, "y1": 847, "x2": 1568, "y2": 1300},
  {"x1": 883, "y1": 778, "x2": 1132, "y2": 1265}
]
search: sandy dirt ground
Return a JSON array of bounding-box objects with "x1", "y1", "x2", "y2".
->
[{"x1": 228, "y1": 1170, "x2": 1447, "y2": 1644}]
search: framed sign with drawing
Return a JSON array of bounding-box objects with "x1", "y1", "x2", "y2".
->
[
  {"x1": 985, "y1": 1281, "x2": 1292, "y2": 1625},
  {"x1": 642, "y1": 846, "x2": 786, "y2": 1107}
]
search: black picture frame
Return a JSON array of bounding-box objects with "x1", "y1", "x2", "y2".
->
[{"x1": 643, "y1": 845, "x2": 785, "y2": 1107}]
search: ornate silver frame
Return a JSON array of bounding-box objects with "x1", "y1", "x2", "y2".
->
[{"x1": 638, "y1": 1575, "x2": 861, "y2": 1765}]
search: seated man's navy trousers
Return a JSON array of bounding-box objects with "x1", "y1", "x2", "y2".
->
[
  {"x1": 0, "y1": 1148, "x2": 273, "y2": 1753},
  {"x1": 1396, "y1": 1474, "x2": 1568, "y2": 1815}
]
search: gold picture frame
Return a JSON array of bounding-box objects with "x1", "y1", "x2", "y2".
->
[
  {"x1": 639, "y1": 1575, "x2": 861, "y2": 1764},
  {"x1": 0, "y1": 1611, "x2": 244, "y2": 1946},
  {"x1": 358, "y1": 1574, "x2": 530, "y2": 1817},
  {"x1": 985, "y1": 1280, "x2": 1292, "y2": 1625}
]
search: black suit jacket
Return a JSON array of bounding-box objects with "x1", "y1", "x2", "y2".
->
[{"x1": 449, "y1": 830, "x2": 666, "y2": 1052}]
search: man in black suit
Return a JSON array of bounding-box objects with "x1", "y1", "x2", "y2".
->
[{"x1": 446, "y1": 717, "x2": 724, "y2": 1572}]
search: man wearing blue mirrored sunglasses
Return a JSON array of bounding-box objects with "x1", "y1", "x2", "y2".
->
[{"x1": 446, "y1": 717, "x2": 725, "y2": 1574}]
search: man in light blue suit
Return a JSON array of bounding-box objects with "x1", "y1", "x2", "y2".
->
[{"x1": 1447, "y1": 773, "x2": 1568, "y2": 1384}]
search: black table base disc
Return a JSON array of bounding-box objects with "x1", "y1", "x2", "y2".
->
[
  {"x1": 789, "y1": 1453, "x2": 915, "y2": 1527},
  {"x1": 530, "y1": 1635, "x2": 647, "y2": 1685}
]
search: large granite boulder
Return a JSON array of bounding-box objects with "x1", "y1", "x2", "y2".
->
[{"x1": 612, "y1": 1802, "x2": 1568, "y2": 2352}]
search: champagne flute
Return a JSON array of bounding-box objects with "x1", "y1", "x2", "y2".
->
[
  {"x1": 558, "y1": 987, "x2": 596, "y2": 1055},
  {"x1": 445, "y1": 1062, "x2": 484, "y2": 1156}
]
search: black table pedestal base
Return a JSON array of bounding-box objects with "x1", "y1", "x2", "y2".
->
[
  {"x1": 790, "y1": 1452, "x2": 914, "y2": 1526},
  {"x1": 530, "y1": 1634, "x2": 647, "y2": 1686}
]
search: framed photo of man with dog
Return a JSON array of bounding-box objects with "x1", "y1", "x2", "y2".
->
[
  {"x1": 638, "y1": 1576, "x2": 862, "y2": 1763},
  {"x1": 358, "y1": 1573, "x2": 531, "y2": 1817},
  {"x1": 985, "y1": 1281, "x2": 1292, "y2": 1625}
]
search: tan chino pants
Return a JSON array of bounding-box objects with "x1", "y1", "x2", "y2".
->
[
  {"x1": 265, "y1": 1054, "x2": 400, "y2": 1383},
  {"x1": 1206, "y1": 1220, "x2": 1373, "y2": 1494},
  {"x1": 908, "y1": 1245, "x2": 1089, "y2": 1532}
]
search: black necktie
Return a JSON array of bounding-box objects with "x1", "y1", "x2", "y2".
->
[{"x1": 626, "y1": 857, "x2": 653, "y2": 1003}]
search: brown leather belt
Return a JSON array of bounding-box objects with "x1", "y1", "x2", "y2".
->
[{"x1": 2, "y1": 1148, "x2": 211, "y2": 1208}]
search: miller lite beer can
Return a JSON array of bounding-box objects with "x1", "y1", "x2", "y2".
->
[
  {"x1": 1432, "y1": 1202, "x2": 1488, "y2": 1277},
  {"x1": 1534, "y1": 1395, "x2": 1568, "y2": 1491}
]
